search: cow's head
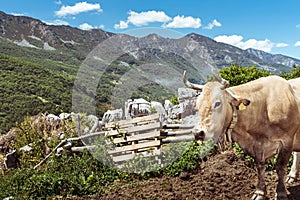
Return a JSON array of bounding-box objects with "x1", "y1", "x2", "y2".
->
[{"x1": 183, "y1": 71, "x2": 250, "y2": 142}]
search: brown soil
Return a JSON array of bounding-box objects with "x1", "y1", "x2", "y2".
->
[{"x1": 68, "y1": 150, "x2": 300, "y2": 200}]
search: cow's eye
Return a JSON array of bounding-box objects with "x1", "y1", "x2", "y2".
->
[{"x1": 214, "y1": 101, "x2": 221, "y2": 109}]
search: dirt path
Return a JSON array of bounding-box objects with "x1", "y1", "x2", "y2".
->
[{"x1": 69, "y1": 151, "x2": 300, "y2": 200}]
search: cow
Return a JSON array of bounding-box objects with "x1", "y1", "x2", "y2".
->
[
  {"x1": 286, "y1": 78, "x2": 300, "y2": 183},
  {"x1": 183, "y1": 71, "x2": 300, "y2": 200}
]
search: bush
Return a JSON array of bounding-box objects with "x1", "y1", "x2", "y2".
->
[
  {"x1": 219, "y1": 64, "x2": 272, "y2": 86},
  {"x1": 162, "y1": 140, "x2": 215, "y2": 176},
  {"x1": 280, "y1": 66, "x2": 300, "y2": 80},
  {"x1": 0, "y1": 152, "x2": 122, "y2": 199}
]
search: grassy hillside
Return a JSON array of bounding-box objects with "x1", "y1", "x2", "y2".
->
[
  {"x1": 0, "y1": 38, "x2": 82, "y2": 74},
  {"x1": 0, "y1": 53, "x2": 74, "y2": 133}
]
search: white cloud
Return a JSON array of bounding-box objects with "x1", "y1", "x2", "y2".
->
[
  {"x1": 276, "y1": 43, "x2": 289, "y2": 48},
  {"x1": 242, "y1": 39, "x2": 274, "y2": 52},
  {"x1": 127, "y1": 10, "x2": 171, "y2": 26},
  {"x1": 44, "y1": 19, "x2": 69, "y2": 26},
  {"x1": 79, "y1": 23, "x2": 94, "y2": 30},
  {"x1": 295, "y1": 41, "x2": 300, "y2": 47},
  {"x1": 114, "y1": 10, "x2": 202, "y2": 30},
  {"x1": 79, "y1": 23, "x2": 104, "y2": 30},
  {"x1": 114, "y1": 20, "x2": 129, "y2": 29},
  {"x1": 55, "y1": 2, "x2": 102, "y2": 17},
  {"x1": 164, "y1": 15, "x2": 201, "y2": 28},
  {"x1": 204, "y1": 19, "x2": 221, "y2": 30},
  {"x1": 114, "y1": 10, "x2": 171, "y2": 29},
  {"x1": 214, "y1": 35, "x2": 243, "y2": 46},
  {"x1": 214, "y1": 35, "x2": 274, "y2": 52}
]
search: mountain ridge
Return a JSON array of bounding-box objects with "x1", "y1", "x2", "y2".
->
[{"x1": 1, "y1": 11, "x2": 300, "y2": 73}]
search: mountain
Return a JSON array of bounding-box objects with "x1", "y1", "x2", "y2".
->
[
  {"x1": 1, "y1": 11, "x2": 300, "y2": 73},
  {"x1": 185, "y1": 33, "x2": 300, "y2": 72},
  {"x1": 0, "y1": 11, "x2": 113, "y2": 53},
  {"x1": 246, "y1": 48, "x2": 300, "y2": 69}
]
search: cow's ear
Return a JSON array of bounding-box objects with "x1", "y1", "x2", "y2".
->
[
  {"x1": 232, "y1": 98, "x2": 251, "y2": 110},
  {"x1": 226, "y1": 89, "x2": 250, "y2": 110}
]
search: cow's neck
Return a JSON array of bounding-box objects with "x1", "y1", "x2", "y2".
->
[{"x1": 225, "y1": 104, "x2": 238, "y2": 143}]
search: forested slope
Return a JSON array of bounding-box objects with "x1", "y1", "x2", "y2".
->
[{"x1": 0, "y1": 53, "x2": 74, "y2": 133}]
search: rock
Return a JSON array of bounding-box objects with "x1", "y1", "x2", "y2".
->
[
  {"x1": 169, "y1": 104, "x2": 183, "y2": 119},
  {"x1": 56, "y1": 147, "x2": 64, "y2": 155},
  {"x1": 179, "y1": 172, "x2": 190, "y2": 180},
  {"x1": 59, "y1": 133, "x2": 65, "y2": 140},
  {"x1": 125, "y1": 98, "x2": 152, "y2": 119},
  {"x1": 177, "y1": 87, "x2": 200, "y2": 103},
  {"x1": 3, "y1": 196, "x2": 14, "y2": 200},
  {"x1": 151, "y1": 101, "x2": 167, "y2": 116},
  {"x1": 5, "y1": 150, "x2": 18, "y2": 169},
  {"x1": 46, "y1": 113, "x2": 60, "y2": 121},
  {"x1": 102, "y1": 109, "x2": 123, "y2": 123},
  {"x1": 164, "y1": 100, "x2": 173, "y2": 117},
  {"x1": 19, "y1": 144, "x2": 33, "y2": 152},
  {"x1": 59, "y1": 113, "x2": 71, "y2": 120}
]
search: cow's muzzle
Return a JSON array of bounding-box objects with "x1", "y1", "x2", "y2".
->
[{"x1": 193, "y1": 129, "x2": 205, "y2": 141}]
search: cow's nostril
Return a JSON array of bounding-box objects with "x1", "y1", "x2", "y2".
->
[{"x1": 194, "y1": 130, "x2": 205, "y2": 141}]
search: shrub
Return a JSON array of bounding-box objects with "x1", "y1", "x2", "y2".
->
[
  {"x1": 218, "y1": 64, "x2": 272, "y2": 86},
  {"x1": 0, "y1": 151, "x2": 122, "y2": 199},
  {"x1": 162, "y1": 140, "x2": 216, "y2": 176}
]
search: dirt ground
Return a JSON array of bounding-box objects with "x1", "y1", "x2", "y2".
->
[{"x1": 68, "y1": 150, "x2": 300, "y2": 200}]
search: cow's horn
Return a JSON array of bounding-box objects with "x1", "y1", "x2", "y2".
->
[
  {"x1": 183, "y1": 71, "x2": 203, "y2": 91},
  {"x1": 213, "y1": 73, "x2": 230, "y2": 89}
]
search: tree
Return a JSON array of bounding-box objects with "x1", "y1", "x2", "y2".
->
[
  {"x1": 280, "y1": 66, "x2": 300, "y2": 80},
  {"x1": 219, "y1": 64, "x2": 272, "y2": 86}
]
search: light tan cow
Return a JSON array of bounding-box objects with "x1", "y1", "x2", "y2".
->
[
  {"x1": 286, "y1": 78, "x2": 300, "y2": 183},
  {"x1": 183, "y1": 71, "x2": 300, "y2": 200}
]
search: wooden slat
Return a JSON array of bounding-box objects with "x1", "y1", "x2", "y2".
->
[
  {"x1": 162, "y1": 124, "x2": 194, "y2": 129},
  {"x1": 105, "y1": 122, "x2": 161, "y2": 137},
  {"x1": 162, "y1": 135, "x2": 194, "y2": 143},
  {"x1": 116, "y1": 115, "x2": 160, "y2": 128},
  {"x1": 76, "y1": 131, "x2": 106, "y2": 140},
  {"x1": 112, "y1": 150, "x2": 161, "y2": 162},
  {"x1": 105, "y1": 129, "x2": 122, "y2": 137},
  {"x1": 128, "y1": 113, "x2": 160, "y2": 124},
  {"x1": 105, "y1": 113, "x2": 160, "y2": 129},
  {"x1": 105, "y1": 122, "x2": 119, "y2": 129},
  {"x1": 108, "y1": 140, "x2": 161, "y2": 154},
  {"x1": 161, "y1": 129, "x2": 192, "y2": 136},
  {"x1": 71, "y1": 145, "x2": 97, "y2": 152},
  {"x1": 112, "y1": 130, "x2": 160, "y2": 143},
  {"x1": 125, "y1": 122, "x2": 161, "y2": 133}
]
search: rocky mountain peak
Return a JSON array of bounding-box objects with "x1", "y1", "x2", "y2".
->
[{"x1": 0, "y1": 11, "x2": 114, "y2": 52}]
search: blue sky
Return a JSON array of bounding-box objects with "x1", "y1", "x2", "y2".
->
[{"x1": 1, "y1": 0, "x2": 300, "y2": 59}]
